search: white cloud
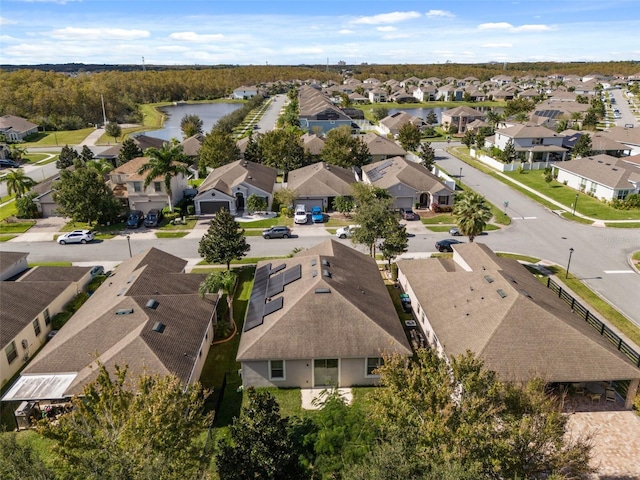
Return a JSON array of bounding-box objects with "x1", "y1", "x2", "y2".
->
[
  {"x1": 382, "y1": 33, "x2": 411, "y2": 40},
  {"x1": 377, "y1": 26, "x2": 396, "y2": 32},
  {"x1": 482, "y1": 43, "x2": 513, "y2": 48},
  {"x1": 0, "y1": 17, "x2": 17, "y2": 25},
  {"x1": 352, "y1": 11, "x2": 421, "y2": 25},
  {"x1": 425, "y1": 10, "x2": 455, "y2": 18},
  {"x1": 169, "y1": 32, "x2": 224, "y2": 42},
  {"x1": 477, "y1": 22, "x2": 553, "y2": 32},
  {"x1": 338, "y1": 29, "x2": 355, "y2": 35},
  {"x1": 49, "y1": 27, "x2": 150, "y2": 40}
]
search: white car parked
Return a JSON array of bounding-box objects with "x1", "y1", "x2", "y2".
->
[
  {"x1": 335, "y1": 225, "x2": 359, "y2": 239},
  {"x1": 294, "y1": 204, "x2": 307, "y2": 224},
  {"x1": 57, "y1": 229, "x2": 95, "y2": 245}
]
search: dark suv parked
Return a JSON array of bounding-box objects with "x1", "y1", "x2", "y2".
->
[
  {"x1": 144, "y1": 209, "x2": 163, "y2": 228},
  {"x1": 126, "y1": 210, "x2": 144, "y2": 229}
]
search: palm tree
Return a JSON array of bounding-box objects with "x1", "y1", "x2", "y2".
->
[
  {"x1": 1, "y1": 168, "x2": 36, "y2": 198},
  {"x1": 199, "y1": 270, "x2": 238, "y2": 334},
  {"x1": 138, "y1": 143, "x2": 190, "y2": 212},
  {"x1": 452, "y1": 191, "x2": 492, "y2": 243},
  {"x1": 570, "y1": 112, "x2": 583, "y2": 129}
]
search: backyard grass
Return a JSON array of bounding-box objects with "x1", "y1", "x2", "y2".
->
[
  {"x1": 503, "y1": 170, "x2": 640, "y2": 221},
  {"x1": 22, "y1": 128, "x2": 95, "y2": 147},
  {"x1": 0, "y1": 235, "x2": 17, "y2": 242},
  {"x1": 156, "y1": 231, "x2": 188, "y2": 238},
  {"x1": 189, "y1": 178, "x2": 205, "y2": 187},
  {"x1": 0, "y1": 221, "x2": 35, "y2": 233}
]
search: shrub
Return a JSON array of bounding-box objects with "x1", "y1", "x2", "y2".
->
[
  {"x1": 625, "y1": 193, "x2": 640, "y2": 208},
  {"x1": 187, "y1": 205, "x2": 195, "y2": 215},
  {"x1": 65, "y1": 292, "x2": 89, "y2": 314},
  {"x1": 52, "y1": 311, "x2": 73, "y2": 330}
]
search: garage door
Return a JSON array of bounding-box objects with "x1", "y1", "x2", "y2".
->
[
  {"x1": 41, "y1": 203, "x2": 60, "y2": 217},
  {"x1": 199, "y1": 201, "x2": 230, "y2": 214},
  {"x1": 394, "y1": 197, "x2": 414, "y2": 209},
  {"x1": 298, "y1": 197, "x2": 323, "y2": 210}
]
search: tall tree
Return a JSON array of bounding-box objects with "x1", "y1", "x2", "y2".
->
[
  {"x1": 417, "y1": 141, "x2": 436, "y2": 171},
  {"x1": 246, "y1": 193, "x2": 267, "y2": 214},
  {"x1": 138, "y1": 143, "x2": 190, "y2": 212},
  {"x1": 351, "y1": 183, "x2": 395, "y2": 257},
  {"x1": 199, "y1": 129, "x2": 240, "y2": 169},
  {"x1": 38, "y1": 364, "x2": 212, "y2": 480},
  {"x1": 370, "y1": 349, "x2": 594, "y2": 479},
  {"x1": 259, "y1": 129, "x2": 305, "y2": 178},
  {"x1": 8, "y1": 144, "x2": 27, "y2": 163},
  {"x1": 461, "y1": 130, "x2": 476, "y2": 148},
  {"x1": 372, "y1": 107, "x2": 389, "y2": 122},
  {"x1": 199, "y1": 270, "x2": 238, "y2": 333},
  {"x1": 273, "y1": 187, "x2": 298, "y2": 215},
  {"x1": 243, "y1": 133, "x2": 262, "y2": 164},
  {"x1": 379, "y1": 222, "x2": 409, "y2": 266},
  {"x1": 425, "y1": 110, "x2": 438, "y2": 125},
  {"x1": 452, "y1": 190, "x2": 492, "y2": 242},
  {"x1": 117, "y1": 138, "x2": 143, "y2": 166},
  {"x1": 0, "y1": 168, "x2": 35, "y2": 198},
  {"x1": 397, "y1": 123, "x2": 422, "y2": 151},
  {"x1": 53, "y1": 163, "x2": 121, "y2": 225},
  {"x1": 80, "y1": 145, "x2": 95, "y2": 161},
  {"x1": 56, "y1": 144, "x2": 79, "y2": 169},
  {"x1": 15, "y1": 192, "x2": 39, "y2": 218},
  {"x1": 106, "y1": 121, "x2": 122, "y2": 143},
  {"x1": 198, "y1": 208, "x2": 250, "y2": 269},
  {"x1": 321, "y1": 126, "x2": 370, "y2": 168},
  {"x1": 572, "y1": 134, "x2": 593, "y2": 159},
  {"x1": 180, "y1": 113, "x2": 203, "y2": 138},
  {"x1": 500, "y1": 139, "x2": 517, "y2": 164},
  {"x1": 215, "y1": 388, "x2": 311, "y2": 480}
]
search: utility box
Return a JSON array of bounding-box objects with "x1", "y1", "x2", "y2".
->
[{"x1": 14, "y1": 401, "x2": 40, "y2": 430}]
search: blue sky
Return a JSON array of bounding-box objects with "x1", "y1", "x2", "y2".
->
[{"x1": 1, "y1": 0, "x2": 639, "y2": 65}]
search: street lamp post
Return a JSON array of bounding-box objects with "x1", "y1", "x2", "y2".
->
[
  {"x1": 572, "y1": 193, "x2": 579, "y2": 216},
  {"x1": 503, "y1": 200, "x2": 509, "y2": 215},
  {"x1": 566, "y1": 247, "x2": 574, "y2": 279},
  {"x1": 459, "y1": 167, "x2": 462, "y2": 186},
  {"x1": 126, "y1": 235, "x2": 132, "y2": 258}
]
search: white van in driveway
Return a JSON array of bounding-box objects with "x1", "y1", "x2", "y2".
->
[{"x1": 294, "y1": 204, "x2": 307, "y2": 224}]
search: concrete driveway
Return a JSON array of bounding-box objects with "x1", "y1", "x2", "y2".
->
[{"x1": 10, "y1": 216, "x2": 67, "y2": 242}]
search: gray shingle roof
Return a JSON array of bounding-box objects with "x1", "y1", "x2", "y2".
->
[
  {"x1": 397, "y1": 243, "x2": 640, "y2": 383},
  {"x1": 555, "y1": 154, "x2": 640, "y2": 189},
  {"x1": 286, "y1": 162, "x2": 355, "y2": 197},
  {"x1": 237, "y1": 239, "x2": 411, "y2": 362},
  {"x1": 362, "y1": 156, "x2": 454, "y2": 195},
  {"x1": 198, "y1": 160, "x2": 277, "y2": 197}
]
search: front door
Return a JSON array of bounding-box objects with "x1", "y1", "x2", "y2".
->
[{"x1": 314, "y1": 359, "x2": 339, "y2": 387}]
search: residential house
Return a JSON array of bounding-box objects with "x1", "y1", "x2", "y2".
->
[
  {"x1": 237, "y1": 239, "x2": 412, "y2": 389},
  {"x1": 368, "y1": 88, "x2": 388, "y2": 103},
  {"x1": 298, "y1": 85, "x2": 354, "y2": 134},
  {"x1": 96, "y1": 134, "x2": 167, "y2": 163},
  {"x1": 491, "y1": 123, "x2": 567, "y2": 162},
  {"x1": 1, "y1": 255, "x2": 91, "y2": 388},
  {"x1": 300, "y1": 133, "x2": 325, "y2": 160},
  {"x1": 396, "y1": 243, "x2": 640, "y2": 409},
  {"x1": 553, "y1": 154, "x2": 640, "y2": 201},
  {"x1": 362, "y1": 156, "x2": 455, "y2": 210},
  {"x1": 441, "y1": 106, "x2": 485, "y2": 134},
  {"x1": 361, "y1": 132, "x2": 407, "y2": 162},
  {"x1": 31, "y1": 172, "x2": 63, "y2": 218},
  {"x1": 285, "y1": 162, "x2": 356, "y2": 211},
  {"x1": 2, "y1": 248, "x2": 218, "y2": 405},
  {"x1": 108, "y1": 156, "x2": 189, "y2": 214},
  {"x1": 181, "y1": 133, "x2": 205, "y2": 158},
  {"x1": 600, "y1": 126, "x2": 640, "y2": 156},
  {"x1": 413, "y1": 85, "x2": 437, "y2": 102},
  {"x1": 436, "y1": 85, "x2": 464, "y2": 102},
  {"x1": 378, "y1": 112, "x2": 425, "y2": 137},
  {"x1": 0, "y1": 115, "x2": 38, "y2": 141},
  {"x1": 561, "y1": 130, "x2": 630, "y2": 158},
  {"x1": 194, "y1": 160, "x2": 276, "y2": 215},
  {"x1": 233, "y1": 86, "x2": 259, "y2": 99}
]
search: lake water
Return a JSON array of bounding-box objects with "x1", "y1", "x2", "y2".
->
[{"x1": 153, "y1": 103, "x2": 243, "y2": 141}]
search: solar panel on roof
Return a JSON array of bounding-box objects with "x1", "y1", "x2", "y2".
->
[
  {"x1": 270, "y1": 263, "x2": 286, "y2": 274},
  {"x1": 244, "y1": 264, "x2": 271, "y2": 331},
  {"x1": 267, "y1": 273, "x2": 285, "y2": 297},
  {"x1": 283, "y1": 264, "x2": 302, "y2": 286},
  {"x1": 263, "y1": 297, "x2": 284, "y2": 317},
  {"x1": 366, "y1": 160, "x2": 393, "y2": 182}
]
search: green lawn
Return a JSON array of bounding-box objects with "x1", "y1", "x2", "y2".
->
[
  {"x1": 239, "y1": 215, "x2": 291, "y2": 228},
  {"x1": 0, "y1": 201, "x2": 18, "y2": 221},
  {"x1": 22, "y1": 128, "x2": 95, "y2": 147},
  {"x1": 559, "y1": 212, "x2": 594, "y2": 224},
  {"x1": 156, "y1": 231, "x2": 188, "y2": 238},
  {"x1": 157, "y1": 218, "x2": 197, "y2": 230},
  {"x1": 244, "y1": 229, "x2": 264, "y2": 236},
  {"x1": 605, "y1": 222, "x2": 640, "y2": 228},
  {"x1": 421, "y1": 213, "x2": 456, "y2": 224},
  {"x1": 0, "y1": 234, "x2": 17, "y2": 242},
  {"x1": 0, "y1": 221, "x2": 35, "y2": 233},
  {"x1": 633, "y1": 251, "x2": 640, "y2": 262},
  {"x1": 197, "y1": 255, "x2": 287, "y2": 267},
  {"x1": 29, "y1": 261, "x2": 73, "y2": 267},
  {"x1": 503, "y1": 171, "x2": 640, "y2": 221},
  {"x1": 61, "y1": 221, "x2": 126, "y2": 233},
  {"x1": 495, "y1": 252, "x2": 541, "y2": 263}
]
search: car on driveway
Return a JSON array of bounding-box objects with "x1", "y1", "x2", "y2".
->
[
  {"x1": 126, "y1": 210, "x2": 144, "y2": 229},
  {"x1": 262, "y1": 226, "x2": 292, "y2": 239},
  {"x1": 311, "y1": 206, "x2": 324, "y2": 223},
  {"x1": 400, "y1": 208, "x2": 417, "y2": 220},
  {"x1": 58, "y1": 229, "x2": 95, "y2": 245},
  {"x1": 144, "y1": 209, "x2": 163, "y2": 228},
  {"x1": 335, "y1": 224, "x2": 359, "y2": 239},
  {"x1": 435, "y1": 238, "x2": 462, "y2": 252},
  {"x1": 90, "y1": 265, "x2": 105, "y2": 277},
  {"x1": 449, "y1": 227, "x2": 462, "y2": 236},
  {"x1": 294, "y1": 204, "x2": 307, "y2": 224}
]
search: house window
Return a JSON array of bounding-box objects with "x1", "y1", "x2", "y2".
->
[
  {"x1": 579, "y1": 178, "x2": 587, "y2": 191},
  {"x1": 589, "y1": 182, "x2": 597, "y2": 195},
  {"x1": 5, "y1": 341, "x2": 18, "y2": 364},
  {"x1": 43, "y1": 308, "x2": 51, "y2": 326},
  {"x1": 366, "y1": 357, "x2": 383, "y2": 377},
  {"x1": 269, "y1": 360, "x2": 285, "y2": 380},
  {"x1": 438, "y1": 195, "x2": 448, "y2": 205},
  {"x1": 617, "y1": 189, "x2": 630, "y2": 200},
  {"x1": 154, "y1": 182, "x2": 162, "y2": 192},
  {"x1": 33, "y1": 318, "x2": 41, "y2": 336},
  {"x1": 133, "y1": 182, "x2": 143, "y2": 192},
  {"x1": 532, "y1": 138, "x2": 543, "y2": 145}
]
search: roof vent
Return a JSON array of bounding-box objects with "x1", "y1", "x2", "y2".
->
[
  {"x1": 127, "y1": 275, "x2": 136, "y2": 284},
  {"x1": 322, "y1": 269, "x2": 331, "y2": 278},
  {"x1": 117, "y1": 287, "x2": 127, "y2": 296},
  {"x1": 312, "y1": 270, "x2": 317, "y2": 277},
  {"x1": 315, "y1": 288, "x2": 331, "y2": 294},
  {"x1": 152, "y1": 321, "x2": 166, "y2": 333},
  {"x1": 484, "y1": 275, "x2": 494, "y2": 283},
  {"x1": 146, "y1": 299, "x2": 159, "y2": 309},
  {"x1": 311, "y1": 259, "x2": 317, "y2": 266},
  {"x1": 115, "y1": 308, "x2": 134, "y2": 315},
  {"x1": 322, "y1": 259, "x2": 330, "y2": 267},
  {"x1": 497, "y1": 289, "x2": 507, "y2": 299}
]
